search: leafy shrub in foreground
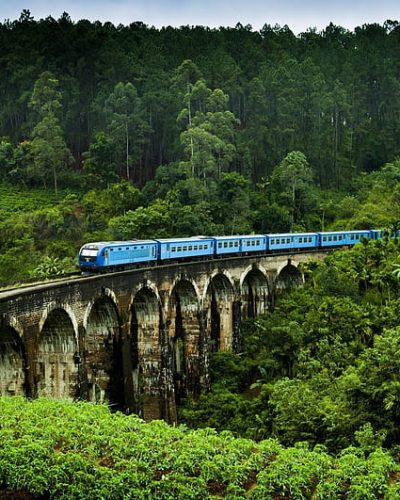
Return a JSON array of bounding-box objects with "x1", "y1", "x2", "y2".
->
[{"x1": 0, "y1": 398, "x2": 398, "y2": 499}]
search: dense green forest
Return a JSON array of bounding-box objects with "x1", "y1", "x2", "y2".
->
[
  {"x1": 2, "y1": 11, "x2": 400, "y2": 187},
  {"x1": 1, "y1": 12, "x2": 400, "y2": 281},
  {"x1": 3, "y1": 12, "x2": 400, "y2": 498}
]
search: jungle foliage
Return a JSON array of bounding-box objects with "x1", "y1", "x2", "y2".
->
[
  {"x1": 1, "y1": 13, "x2": 400, "y2": 189},
  {"x1": 2, "y1": 13, "x2": 400, "y2": 498},
  {"x1": 0, "y1": 397, "x2": 399, "y2": 499},
  {"x1": 180, "y1": 238, "x2": 400, "y2": 455},
  {"x1": 1, "y1": 14, "x2": 400, "y2": 281}
]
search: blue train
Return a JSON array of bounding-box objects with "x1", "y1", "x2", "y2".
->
[{"x1": 78, "y1": 229, "x2": 387, "y2": 273}]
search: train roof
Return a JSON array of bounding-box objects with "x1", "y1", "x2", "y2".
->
[
  {"x1": 213, "y1": 234, "x2": 266, "y2": 240},
  {"x1": 82, "y1": 240, "x2": 157, "y2": 248},
  {"x1": 268, "y1": 232, "x2": 319, "y2": 237},
  {"x1": 318, "y1": 230, "x2": 370, "y2": 235},
  {"x1": 154, "y1": 236, "x2": 214, "y2": 243}
]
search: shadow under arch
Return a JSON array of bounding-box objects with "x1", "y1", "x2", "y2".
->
[
  {"x1": 169, "y1": 279, "x2": 201, "y2": 401},
  {"x1": 84, "y1": 295, "x2": 123, "y2": 408},
  {"x1": 274, "y1": 262, "x2": 304, "y2": 296},
  {"x1": 241, "y1": 267, "x2": 270, "y2": 319},
  {"x1": 0, "y1": 323, "x2": 26, "y2": 397},
  {"x1": 130, "y1": 286, "x2": 162, "y2": 420},
  {"x1": 37, "y1": 308, "x2": 79, "y2": 399},
  {"x1": 205, "y1": 273, "x2": 236, "y2": 352}
]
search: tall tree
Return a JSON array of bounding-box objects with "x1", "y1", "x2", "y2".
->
[
  {"x1": 28, "y1": 72, "x2": 73, "y2": 193},
  {"x1": 104, "y1": 82, "x2": 150, "y2": 181},
  {"x1": 272, "y1": 151, "x2": 315, "y2": 230},
  {"x1": 178, "y1": 80, "x2": 239, "y2": 183}
]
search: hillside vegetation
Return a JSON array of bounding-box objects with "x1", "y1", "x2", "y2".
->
[
  {"x1": 180, "y1": 237, "x2": 400, "y2": 449},
  {"x1": 1, "y1": 14, "x2": 400, "y2": 281},
  {"x1": 0, "y1": 397, "x2": 398, "y2": 499}
]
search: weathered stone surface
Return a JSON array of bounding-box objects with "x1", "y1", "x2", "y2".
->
[{"x1": 0, "y1": 251, "x2": 327, "y2": 422}]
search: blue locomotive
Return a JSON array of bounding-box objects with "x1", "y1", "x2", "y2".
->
[{"x1": 78, "y1": 229, "x2": 386, "y2": 272}]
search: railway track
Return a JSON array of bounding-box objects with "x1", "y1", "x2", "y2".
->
[{"x1": 0, "y1": 272, "x2": 82, "y2": 293}]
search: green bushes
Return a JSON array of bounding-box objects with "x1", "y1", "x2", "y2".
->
[{"x1": 0, "y1": 398, "x2": 398, "y2": 499}]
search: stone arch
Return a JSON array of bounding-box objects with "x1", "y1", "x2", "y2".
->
[
  {"x1": 83, "y1": 288, "x2": 119, "y2": 329},
  {"x1": 84, "y1": 295, "x2": 123, "y2": 406},
  {"x1": 37, "y1": 308, "x2": 79, "y2": 399},
  {"x1": 168, "y1": 279, "x2": 202, "y2": 400},
  {"x1": 275, "y1": 260, "x2": 304, "y2": 295},
  {"x1": 241, "y1": 266, "x2": 270, "y2": 319},
  {"x1": 0, "y1": 322, "x2": 26, "y2": 396},
  {"x1": 130, "y1": 286, "x2": 162, "y2": 420},
  {"x1": 39, "y1": 303, "x2": 79, "y2": 342},
  {"x1": 205, "y1": 273, "x2": 236, "y2": 352}
]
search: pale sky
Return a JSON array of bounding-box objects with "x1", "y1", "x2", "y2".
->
[{"x1": 1, "y1": 0, "x2": 400, "y2": 33}]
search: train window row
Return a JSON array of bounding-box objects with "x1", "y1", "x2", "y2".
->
[
  {"x1": 323, "y1": 235, "x2": 343, "y2": 242},
  {"x1": 217, "y1": 241, "x2": 240, "y2": 248},
  {"x1": 171, "y1": 244, "x2": 209, "y2": 252},
  {"x1": 271, "y1": 238, "x2": 291, "y2": 244},
  {"x1": 109, "y1": 245, "x2": 146, "y2": 252},
  {"x1": 244, "y1": 240, "x2": 261, "y2": 246}
]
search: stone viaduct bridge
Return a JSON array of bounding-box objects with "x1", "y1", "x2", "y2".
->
[{"x1": 0, "y1": 251, "x2": 326, "y2": 422}]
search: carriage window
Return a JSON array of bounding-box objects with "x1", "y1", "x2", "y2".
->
[
  {"x1": 286, "y1": 238, "x2": 290, "y2": 244},
  {"x1": 183, "y1": 246, "x2": 187, "y2": 251},
  {"x1": 229, "y1": 242, "x2": 233, "y2": 247},
  {"x1": 194, "y1": 245, "x2": 198, "y2": 250},
  {"x1": 204, "y1": 245, "x2": 208, "y2": 249},
  {"x1": 172, "y1": 247, "x2": 176, "y2": 252},
  {"x1": 299, "y1": 237, "x2": 303, "y2": 243},
  {"x1": 218, "y1": 242, "x2": 222, "y2": 248},
  {"x1": 235, "y1": 241, "x2": 239, "y2": 247},
  {"x1": 188, "y1": 246, "x2": 192, "y2": 251},
  {"x1": 177, "y1": 246, "x2": 182, "y2": 252},
  {"x1": 224, "y1": 242, "x2": 228, "y2": 248},
  {"x1": 328, "y1": 236, "x2": 332, "y2": 241},
  {"x1": 333, "y1": 236, "x2": 337, "y2": 241},
  {"x1": 110, "y1": 248, "x2": 114, "y2": 251},
  {"x1": 323, "y1": 236, "x2": 327, "y2": 241},
  {"x1": 256, "y1": 240, "x2": 260, "y2": 245}
]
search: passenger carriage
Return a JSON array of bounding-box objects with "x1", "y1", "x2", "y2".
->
[
  {"x1": 267, "y1": 233, "x2": 319, "y2": 251},
  {"x1": 319, "y1": 230, "x2": 371, "y2": 247},
  {"x1": 240, "y1": 235, "x2": 267, "y2": 253},
  {"x1": 155, "y1": 237, "x2": 214, "y2": 261}
]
